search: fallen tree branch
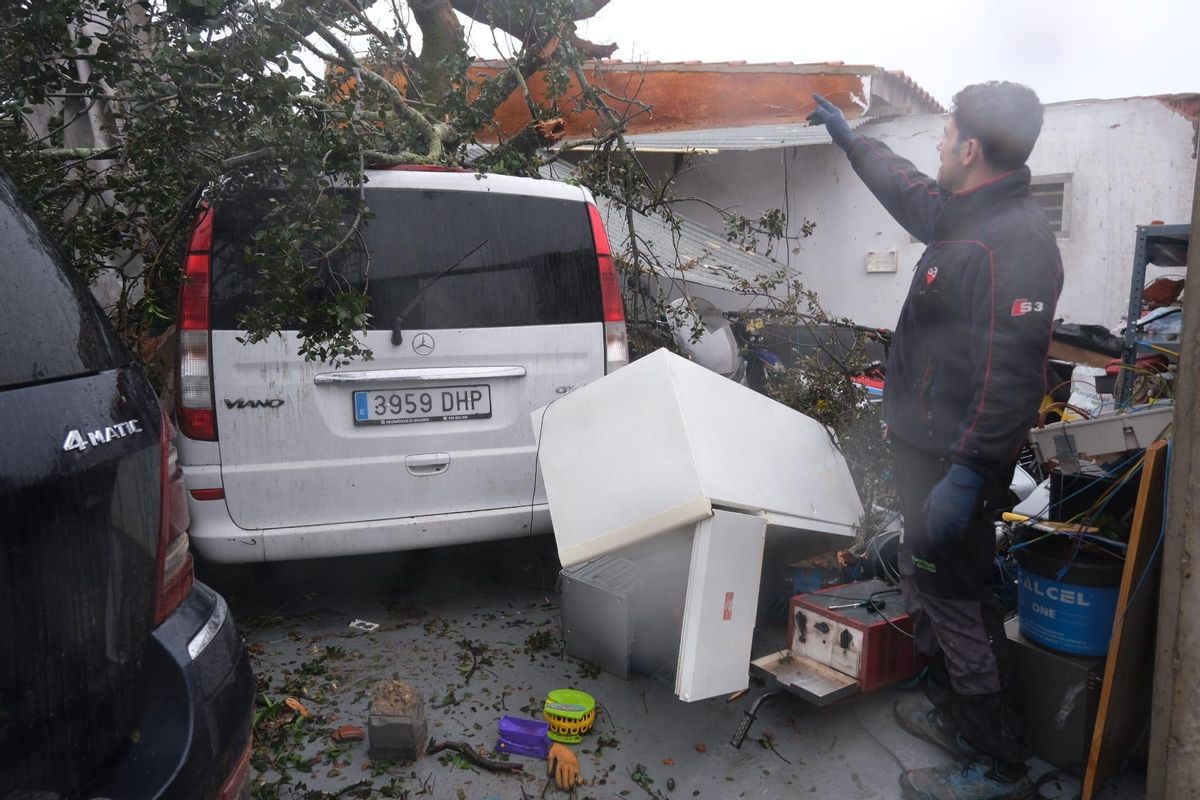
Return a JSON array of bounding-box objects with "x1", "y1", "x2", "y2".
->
[
  {"x1": 426, "y1": 740, "x2": 525, "y2": 773},
  {"x1": 38, "y1": 146, "x2": 121, "y2": 161},
  {"x1": 304, "y1": 19, "x2": 439, "y2": 147},
  {"x1": 362, "y1": 149, "x2": 440, "y2": 166}
]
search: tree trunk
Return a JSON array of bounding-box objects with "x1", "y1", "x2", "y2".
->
[{"x1": 409, "y1": 0, "x2": 464, "y2": 109}]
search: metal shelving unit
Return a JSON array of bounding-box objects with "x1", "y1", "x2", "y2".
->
[{"x1": 1115, "y1": 224, "x2": 1190, "y2": 405}]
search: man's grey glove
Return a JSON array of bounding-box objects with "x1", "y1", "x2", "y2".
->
[
  {"x1": 924, "y1": 464, "x2": 985, "y2": 548},
  {"x1": 806, "y1": 94, "x2": 856, "y2": 150}
]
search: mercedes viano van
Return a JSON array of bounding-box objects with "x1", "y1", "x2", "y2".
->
[{"x1": 175, "y1": 168, "x2": 627, "y2": 562}]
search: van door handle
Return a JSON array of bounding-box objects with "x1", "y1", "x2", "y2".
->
[{"x1": 405, "y1": 453, "x2": 450, "y2": 476}]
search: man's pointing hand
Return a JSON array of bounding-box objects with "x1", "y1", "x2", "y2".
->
[{"x1": 806, "y1": 93, "x2": 856, "y2": 150}]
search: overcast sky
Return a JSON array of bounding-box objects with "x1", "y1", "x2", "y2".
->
[{"x1": 546, "y1": 0, "x2": 1199, "y2": 106}]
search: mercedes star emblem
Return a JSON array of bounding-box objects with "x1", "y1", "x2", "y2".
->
[{"x1": 412, "y1": 333, "x2": 435, "y2": 355}]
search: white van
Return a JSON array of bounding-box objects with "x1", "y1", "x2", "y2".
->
[{"x1": 175, "y1": 168, "x2": 627, "y2": 562}]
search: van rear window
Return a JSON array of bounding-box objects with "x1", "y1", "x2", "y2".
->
[{"x1": 210, "y1": 188, "x2": 603, "y2": 331}]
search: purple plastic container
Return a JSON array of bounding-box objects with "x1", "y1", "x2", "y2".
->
[{"x1": 495, "y1": 715, "x2": 550, "y2": 759}]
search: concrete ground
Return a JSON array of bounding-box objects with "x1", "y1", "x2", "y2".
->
[{"x1": 201, "y1": 538, "x2": 1146, "y2": 800}]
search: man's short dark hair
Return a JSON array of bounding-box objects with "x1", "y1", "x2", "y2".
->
[{"x1": 951, "y1": 82, "x2": 1044, "y2": 171}]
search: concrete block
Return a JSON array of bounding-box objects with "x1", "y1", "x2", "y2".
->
[{"x1": 368, "y1": 680, "x2": 427, "y2": 762}]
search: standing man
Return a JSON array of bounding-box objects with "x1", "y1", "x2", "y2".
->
[{"x1": 808, "y1": 83, "x2": 1063, "y2": 800}]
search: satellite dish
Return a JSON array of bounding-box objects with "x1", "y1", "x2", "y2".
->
[{"x1": 667, "y1": 297, "x2": 743, "y2": 381}]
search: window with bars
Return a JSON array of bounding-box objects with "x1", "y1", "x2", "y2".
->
[{"x1": 1031, "y1": 174, "x2": 1071, "y2": 236}]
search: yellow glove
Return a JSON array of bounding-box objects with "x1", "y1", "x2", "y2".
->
[{"x1": 547, "y1": 742, "x2": 584, "y2": 791}]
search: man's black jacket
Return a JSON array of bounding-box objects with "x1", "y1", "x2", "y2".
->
[{"x1": 845, "y1": 135, "x2": 1064, "y2": 476}]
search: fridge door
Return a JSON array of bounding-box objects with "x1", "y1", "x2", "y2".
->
[{"x1": 675, "y1": 509, "x2": 767, "y2": 702}]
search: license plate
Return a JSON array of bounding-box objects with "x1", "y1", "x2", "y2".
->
[{"x1": 352, "y1": 385, "x2": 492, "y2": 425}]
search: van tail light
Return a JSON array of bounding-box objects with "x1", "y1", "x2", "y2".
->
[
  {"x1": 155, "y1": 414, "x2": 195, "y2": 626},
  {"x1": 176, "y1": 206, "x2": 217, "y2": 441},
  {"x1": 587, "y1": 203, "x2": 629, "y2": 373}
]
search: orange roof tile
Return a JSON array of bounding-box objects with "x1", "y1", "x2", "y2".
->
[{"x1": 459, "y1": 60, "x2": 943, "y2": 142}]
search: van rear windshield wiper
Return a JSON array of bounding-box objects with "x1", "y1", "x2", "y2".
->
[{"x1": 391, "y1": 239, "x2": 487, "y2": 346}]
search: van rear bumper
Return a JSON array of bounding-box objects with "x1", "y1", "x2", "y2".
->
[{"x1": 186, "y1": 496, "x2": 553, "y2": 562}]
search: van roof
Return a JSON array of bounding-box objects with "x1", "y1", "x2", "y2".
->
[{"x1": 361, "y1": 169, "x2": 591, "y2": 203}]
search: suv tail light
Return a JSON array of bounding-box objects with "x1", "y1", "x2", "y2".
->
[
  {"x1": 155, "y1": 414, "x2": 194, "y2": 625},
  {"x1": 587, "y1": 203, "x2": 628, "y2": 372},
  {"x1": 177, "y1": 206, "x2": 216, "y2": 440},
  {"x1": 219, "y1": 738, "x2": 253, "y2": 800}
]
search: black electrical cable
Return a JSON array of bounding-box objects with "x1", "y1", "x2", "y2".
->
[
  {"x1": 868, "y1": 589, "x2": 915, "y2": 640},
  {"x1": 793, "y1": 587, "x2": 914, "y2": 640},
  {"x1": 526, "y1": 393, "x2": 567, "y2": 589}
]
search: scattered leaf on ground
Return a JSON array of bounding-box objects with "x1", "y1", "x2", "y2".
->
[{"x1": 285, "y1": 697, "x2": 311, "y2": 718}]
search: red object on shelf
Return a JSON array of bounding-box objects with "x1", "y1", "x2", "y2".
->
[{"x1": 1105, "y1": 353, "x2": 1169, "y2": 376}]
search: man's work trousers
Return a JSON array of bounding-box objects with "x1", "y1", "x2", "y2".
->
[{"x1": 891, "y1": 436, "x2": 1031, "y2": 767}]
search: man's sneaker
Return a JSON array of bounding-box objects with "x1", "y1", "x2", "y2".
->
[
  {"x1": 893, "y1": 697, "x2": 977, "y2": 757},
  {"x1": 899, "y1": 760, "x2": 1036, "y2": 800}
]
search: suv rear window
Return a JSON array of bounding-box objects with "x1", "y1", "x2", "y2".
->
[
  {"x1": 0, "y1": 175, "x2": 128, "y2": 389},
  {"x1": 210, "y1": 188, "x2": 603, "y2": 331}
]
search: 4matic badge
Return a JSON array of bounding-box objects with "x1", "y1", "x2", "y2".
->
[{"x1": 62, "y1": 419, "x2": 144, "y2": 452}]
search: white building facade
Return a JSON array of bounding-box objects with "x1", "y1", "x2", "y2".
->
[{"x1": 635, "y1": 98, "x2": 1197, "y2": 330}]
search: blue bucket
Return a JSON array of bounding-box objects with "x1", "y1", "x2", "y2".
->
[{"x1": 1014, "y1": 538, "x2": 1123, "y2": 657}]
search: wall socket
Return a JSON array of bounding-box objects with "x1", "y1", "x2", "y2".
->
[{"x1": 866, "y1": 250, "x2": 898, "y2": 273}]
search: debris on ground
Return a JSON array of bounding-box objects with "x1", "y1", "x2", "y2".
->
[
  {"x1": 369, "y1": 680, "x2": 427, "y2": 763},
  {"x1": 427, "y1": 740, "x2": 525, "y2": 774},
  {"x1": 228, "y1": 555, "x2": 1133, "y2": 800},
  {"x1": 333, "y1": 724, "x2": 366, "y2": 742}
]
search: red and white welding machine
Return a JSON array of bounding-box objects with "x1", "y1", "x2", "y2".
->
[{"x1": 751, "y1": 579, "x2": 924, "y2": 705}]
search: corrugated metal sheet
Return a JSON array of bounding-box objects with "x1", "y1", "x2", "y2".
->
[
  {"x1": 539, "y1": 162, "x2": 794, "y2": 293},
  {"x1": 622, "y1": 117, "x2": 874, "y2": 153}
]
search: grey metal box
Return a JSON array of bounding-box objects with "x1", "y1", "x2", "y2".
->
[
  {"x1": 561, "y1": 545, "x2": 691, "y2": 682},
  {"x1": 1005, "y1": 616, "x2": 1104, "y2": 768},
  {"x1": 561, "y1": 555, "x2": 640, "y2": 679}
]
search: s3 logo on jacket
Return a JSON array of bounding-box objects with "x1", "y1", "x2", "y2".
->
[
  {"x1": 1010, "y1": 299, "x2": 1045, "y2": 316},
  {"x1": 925, "y1": 266, "x2": 939, "y2": 285}
]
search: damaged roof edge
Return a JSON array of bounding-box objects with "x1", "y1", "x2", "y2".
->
[{"x1": 620, "y1": 116, "x2": 876, "y2": 153}]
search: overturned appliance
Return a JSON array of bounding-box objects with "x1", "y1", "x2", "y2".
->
[{"x1": 534, "y1": 348, "x2": 863, "y2": 702}]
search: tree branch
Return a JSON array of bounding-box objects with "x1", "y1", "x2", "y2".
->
[
  {"x1": 450, "y1": 0, "x2": 616, "y2": 57},
  {"x1": 303, "y1": 21, "x2": 440, "y2": 148},
  {"x1": 363, "y1": 149, "x2": 441, "y2": 166},
  {"x1": 39, "y1": 146, "x2": 121, "y2": 161}
]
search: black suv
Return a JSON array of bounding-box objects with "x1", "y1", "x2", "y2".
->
[{"x1": 0, "y1": 173, "x2": 254, "y2": 798}]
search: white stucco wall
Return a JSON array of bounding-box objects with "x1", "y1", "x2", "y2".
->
[{"x1": 663, "y1": 99, "x2": 1196, "y2": 329}]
